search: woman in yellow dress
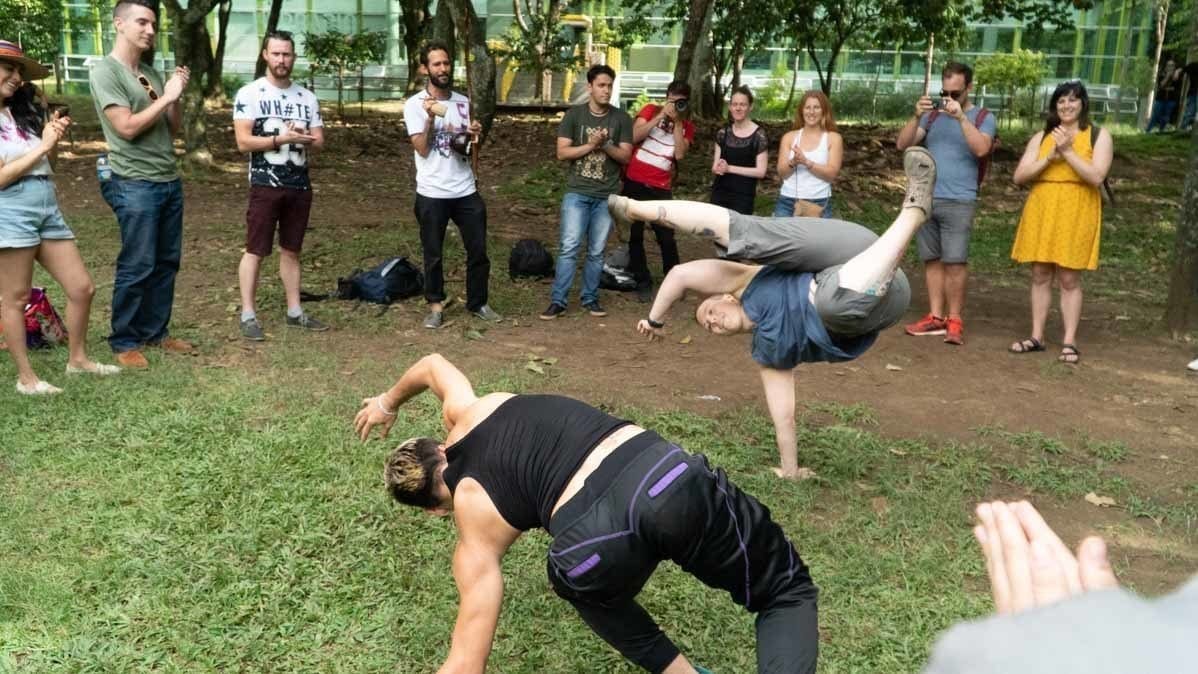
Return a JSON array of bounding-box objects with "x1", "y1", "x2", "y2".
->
[{"x1": 1009, "y1": 81, "x2": 1113, "y2": 364}]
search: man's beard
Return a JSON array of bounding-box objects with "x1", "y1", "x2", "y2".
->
[
  {"x1": 430, "y1": 72, "x2": 453, "y2": 90},
  {"x1": 271, "y1": 64, "x2": 293, "y2": 79}
]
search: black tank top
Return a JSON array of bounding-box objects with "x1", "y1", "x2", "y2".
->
[
  {"x1": 712, "y1": 123, "x2": 767, "y2": 198},
  {"x1": 441, "y1": 395, "x2": 630, "y2": 530}
]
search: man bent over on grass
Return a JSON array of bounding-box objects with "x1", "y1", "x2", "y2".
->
[
  {"x1": 609, "y1": 147, "x2": 935, "y2": 479},
  {"x1": 355, "y1": 354, "x2": 819, "y2": 674}
]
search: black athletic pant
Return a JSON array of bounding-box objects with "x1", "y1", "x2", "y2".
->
[
  {"x1": 414, "y1": 192, "x2": 490, "y2": 311},
  {"x1": 546, "y1": 432, "x2": 819, "y2": 674},
  {"x1": 621, "y1": 179, "x2": 680, "y2": 288}
]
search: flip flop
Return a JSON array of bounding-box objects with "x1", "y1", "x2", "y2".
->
[
  {"x1": 1058, "y1": 344, "x2": 1081, "y2": 365},
  {"x1": 1009, "y1": 337, "x2": 1045, "y2": 354}
]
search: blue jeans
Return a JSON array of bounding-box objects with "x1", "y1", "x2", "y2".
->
[
  {"x1": 1183, "y1": 95, "x2": 1197, "y2": 130},
  {"x1": 1146, "y1": 100, "x2": 1178, "y2": 133},
  {"x1": 100, "y1": 175, "x2": 184, "y2": 352},
  {"x1": 773, "y1": 194, "x2": 833, "y2": 219},
  {"x1": 550, "y1": 192, "x2": 611, "y2": 306}
]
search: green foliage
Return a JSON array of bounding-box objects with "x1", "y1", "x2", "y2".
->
[
  {"x1": 303, "y1": 29, "x2": 387, "y2": 116},
  {"x1": 833, "y1": 84, "x2": 915, "y2": 122},
  {"x1": 975, "y1": 49, "x2": 1048, "y2": 92},
  {"x1": 975, "y1": 49, "x2": 1048, "y2": 125},
  {"x1": 0, "y1": 0, "x2": 64, "y2": 67},
  {"x1": 220, "y1": 73, "x2": 245, "y2": 100},
  {"x1": 503, "y1": 0, "x2": 583, "y2": 102},
  {"x1": 627, "y1": 89, "x2": 652, "y2": 117}
]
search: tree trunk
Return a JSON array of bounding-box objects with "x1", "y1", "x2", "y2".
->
[
  {"x1": 445, "y1": 0, "x2": 497, "y2": 139},
  {"x1": 399, "y1": 0, "x2": 432, "y2": 93},
  {"x1": 161, "y1": 0, "x2": 220, "y2": 164},
  {"x1": 1111, "y1": 11, "x2": 1139, "y2": 127},
  {"x1": 674, "y1": 0, "x2": 715, "y2": 84},
  {"x1": 433, "y1": 0, "x2": 456, "y2": 62},
  {"x1": 1145, "y1": 0, "x2": 1170, "y2": 127},
  {"x1": 254, "y1": 0, "x2": 285, "y2": 79},
  {"x1": 783, "y1": 50, "x2": 800, "y2": 113},
  {"x1": 204, "y1": 0, "x2": 232, "y2": 100},
  {"x1": 1164, "y1": 4, "x2": 1198, "y2": 336},
  {"x1": 727, "y1": 35, "x2": 746, "y2": 103},
  {"x1": 684, "y1": 0, "x2": 717, "y2": 118}
]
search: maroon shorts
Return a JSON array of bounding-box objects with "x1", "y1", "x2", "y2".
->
[{"x1": 245, "y1": 185, "x2": 313, "y2": 257}]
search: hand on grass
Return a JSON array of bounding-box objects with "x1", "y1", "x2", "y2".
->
[
  {"x1": 355, "y1": 395, "x2": 397, "y2": 441},
  {"x1": 974, "y1": 500, "x2": 1119, "y2": 615}
]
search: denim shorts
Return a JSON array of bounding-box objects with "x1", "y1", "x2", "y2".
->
[{"x1": 0, "y1": 176, "x2": 74, "y2": 248}]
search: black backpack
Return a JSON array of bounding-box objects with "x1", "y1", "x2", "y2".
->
[
  {"x1": 338, "y1": 257, "x2": 423, "y2": 304},
  {"x1": 509, "y1": 239, "x2": 554, "y2": 279}
]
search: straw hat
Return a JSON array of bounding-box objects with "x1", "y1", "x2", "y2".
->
[{"x1": 0, "y1": 40, "x2": 50, "y2": 81}]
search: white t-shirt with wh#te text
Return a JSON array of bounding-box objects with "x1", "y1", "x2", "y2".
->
[
  {"x1": 233, "y1": 78, "x2": 323, "y2": 190},
  {"x1": 403, "y1": 89, "x2": 475, "y2": 199}
]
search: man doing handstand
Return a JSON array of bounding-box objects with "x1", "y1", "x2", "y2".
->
[
  {"x1": 608, "y1": 146, "x2": 935, "y2": 479},
  {"x1": 354, "y1": 354, "x2": 819, "y2": 673}
]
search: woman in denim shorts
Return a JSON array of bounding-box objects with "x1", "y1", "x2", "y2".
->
[{"x1": 0, "y1": 40, "x2": 118, "y2": 395}]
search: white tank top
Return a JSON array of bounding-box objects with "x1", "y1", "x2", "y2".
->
[{"x1": 781, "y1": 129, "x2": 831, "y2": 200}]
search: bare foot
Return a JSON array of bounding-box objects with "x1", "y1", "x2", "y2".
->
[{"x1": 773, "y1": 466, "x2": 818, "y2": 481}]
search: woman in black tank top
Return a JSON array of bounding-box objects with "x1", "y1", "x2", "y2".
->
[{"x1": 711, "y1": 86, "x2": 768, "y2": 215}]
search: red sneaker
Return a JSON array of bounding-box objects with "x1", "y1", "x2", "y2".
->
[
  {"x1": 943, "y1": 317, "x2": 964, "y2": 345},
  {"x1": 904, "y1": 313, "x2": 947, "y2": 336}
]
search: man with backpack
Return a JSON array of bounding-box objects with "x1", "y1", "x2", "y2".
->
[
  {"x1": 404, "y1": 41, "x2": 501, "y2": 329},
  {"x1": 896, "y1": 61, "x2": 997, "y2": 346}
]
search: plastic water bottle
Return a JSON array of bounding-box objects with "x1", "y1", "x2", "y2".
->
[{"x1": 96, "y1": 153, "x2": 112, "y2": 182}]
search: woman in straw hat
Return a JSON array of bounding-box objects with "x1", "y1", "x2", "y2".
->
[{"x1": 0, "y1": 40, "x2": 119, "y2": 395}]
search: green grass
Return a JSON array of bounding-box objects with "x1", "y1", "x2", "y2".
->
[{"x1": 2, "y1": 349, "x2": 1191, "y2": 672}]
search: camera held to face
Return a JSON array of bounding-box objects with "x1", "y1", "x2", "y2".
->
[{"x1": 672, "y1": 98, "x2": 689, "y2": 113}]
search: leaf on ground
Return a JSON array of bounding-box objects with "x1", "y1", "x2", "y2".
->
[
  {"x1": 870, "y1": 496, "x2": 890, "y2": 516},
  {"x1": 540, "y1": 357, "x2": 558, "y2": 365},
  {"x1": 888, "y1": 447, "x2": 908, "y2": 456},
  {"x1": 885, "y1": 363, "x2": 903, "y2": 371},
  {"x1": 464, "y1": 329, "x2": 485, "y2": 341},
  {"x1": 1084, "y1": 492, "x2": 1117, "y2": 507},
  {"x1": 679, "y1": 335, "x2": 693, "y2": 344},
  {"x1": 525, "y1": 362, "x2": 545, "y2": 375}
]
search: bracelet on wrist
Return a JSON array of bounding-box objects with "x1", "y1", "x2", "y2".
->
[
  {"x1": 647, "y1": 318, "x2": 664, "y2": 329},
  {"x1": 376, "y1": 396, "x2": 396, "y2": 416},
  {"x1": 272, "y1": 135, "x2": 278, "y2": 148}
]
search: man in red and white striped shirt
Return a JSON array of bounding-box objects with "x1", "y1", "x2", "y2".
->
[{"x1": 621, "y1": 80, "x2": 696, "y2": 302}]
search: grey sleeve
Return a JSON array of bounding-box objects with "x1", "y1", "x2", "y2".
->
[{"x1": 924, "y1": 578, "x2": 1198, "y2": 674}]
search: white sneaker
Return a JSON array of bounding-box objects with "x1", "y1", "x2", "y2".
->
[
  {"x1": 16, "y1": 379, "x2": 63, "y2": 395},
  {"x1": 1188, "y1": 357, "x2": 1198, "y2": 372}
]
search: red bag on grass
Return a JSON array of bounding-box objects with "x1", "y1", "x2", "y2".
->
[{"x1": 0, "y1": 287, "x2": 67, "y2": 350}]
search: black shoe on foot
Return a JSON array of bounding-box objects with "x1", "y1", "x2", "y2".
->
[
  {"x1": 583, "y1": 301, "x2": 607, "y2": 317},
  {"x1": 539, "y1": 303, "x2": 566, "y2": 320}
]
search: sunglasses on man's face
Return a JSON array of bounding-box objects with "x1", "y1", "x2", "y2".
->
[
  {"x1": 940, "y1": 89, "x2": 963, "y2": 100},
  {"x1": 137, "y1": 74, "x2": 159, "y2": 101}
]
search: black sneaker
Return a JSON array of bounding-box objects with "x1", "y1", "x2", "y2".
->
[
  {"x1": 286, "y1": 313, "x2": 330, "y2": 331},
  {"x1": 583, "y1": 301, "x2": 607, "y2": 317},
  {"x1": 539, "y1": 303, "x2": 567, "y2": 320},
  {"x1": 240, "y1": 317, "x2": 266, "y2": 341}
]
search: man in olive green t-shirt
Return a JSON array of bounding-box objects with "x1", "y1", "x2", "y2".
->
[
  {"x1": 89, "y1": 0, "x2": 194, "y2": 368},
  {"x1": 540, "y1": 64, "x2": 633, "y2": 321}
]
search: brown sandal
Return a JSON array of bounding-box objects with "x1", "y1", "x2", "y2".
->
[
  {"x1": 1058, "y1": 344, "x2": 1081, "y2": 365},
  {"x1": 1009, "y1": 338, "x2": 1045, "y2": 354}
]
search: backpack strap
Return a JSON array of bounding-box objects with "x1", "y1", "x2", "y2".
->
[{"x1": 1089, "y1": 124, "x2": 1115, "y2": 205}]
